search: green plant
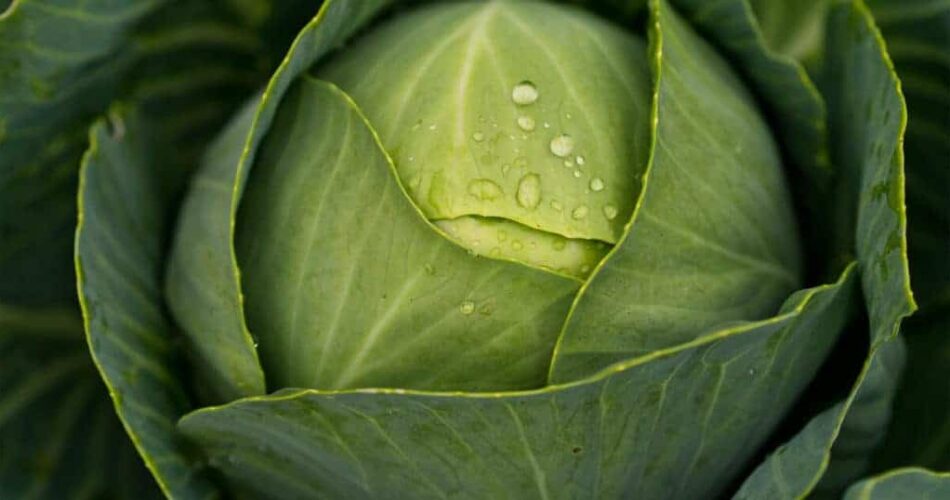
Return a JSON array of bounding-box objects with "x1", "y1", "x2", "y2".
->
[{"x1": 1, "y1": 0, "x2": 947, "y2": 498}]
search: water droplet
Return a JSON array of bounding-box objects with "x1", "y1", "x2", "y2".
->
[
  {"x1": 516, "y1": 115, "x2": 536, "y2": 131},
  {"x1": 516, "y1": 173, "x2": 541, "y2": 209},
  {"x1": 576, "y1": 155, "x2": 586, "y2": 165},
  {"x1": 497, "y1": 230, "x2": 508, "y2": 242},
  {"x1": 550, "y1": 200, "x2": 563, "y2": 211},
  {"x1": 552, "y1": 239, "x2": 566, "y2": 250},
  {"x1": 511, "y1": 81, "x2": 539, "y2": 105},
  {"x1": 467, "y1": 179, "x2": 503, "y2": 200},
  {"x1": 580, "y1": 265, "x2": 591, "y2": 274},
  {"x1": 549, "y1": 134, "x2": 575, "y2": 157},
  {"x1": 603, "y1": 204, "x2": 618, "y2": 220},
  {"x1": 572, "y1": 205, "x2": 589, "y2": 219},
  {"x1": 501, "y1": 163, "x2": 511, "y2": 175},
  {"x1": 563, "y1": 159, "x2": 574, "y2": 167},
  {"x1": 411, "y1": 120, "x2": 422, "y2": 131},
  {"x1": 512, "y1": 240, "x2": 524, "y2": 250},
  {"x1": 489, "y1": 247, "x2": 501, "y2": 257},
  {"x1": 514, "y1": 156, "x2": 528, "y2": 168},
  {"x1": 589, "y1": 177, "x2": 605, "y2": 192},
  {"x1": 479, "y1": 301, "x2": 495, "y2": 315},
  {"x1": 409, "y1": 174, "x2": 423, "y2": 189},
  {"x1": 473, "y1": 131, "x2": 485, "y2": 142},
  {"x1": 408, "y1": 156, "x2": 415, "y2": 162},
  {"x1": 748, "y1": 368, "x2": 756, "y2": 376},
  {"x1": 424, "y1": 264, "x2": 435, "y2": 275},
  {"x1": 429, "y1": 124, "x2": 437, "y2": 130},
  {"x1": 460, "y1": 301, "x2": 476, "y2": 314},
  {"x1": 573, "y1": 170, "x2": 582, "y2": 178},
  {"x1": 543, "y1": 122, "x2": 551, "y2": 129}
]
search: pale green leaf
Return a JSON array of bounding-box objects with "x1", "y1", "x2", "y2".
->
[{"x1": 237, "y1": 78, "x2": 578, "y2": 391}]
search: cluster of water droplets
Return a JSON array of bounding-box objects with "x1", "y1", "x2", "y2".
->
[{"x1": 500, "y1": 81, "x2": 617, "y2": 223}]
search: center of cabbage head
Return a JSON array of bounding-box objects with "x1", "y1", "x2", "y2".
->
[{"x1": 317, "y1": 1, "x2": 652, "y2": 279}]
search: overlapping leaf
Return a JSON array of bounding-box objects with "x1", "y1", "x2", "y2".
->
[
  {"x1": 550, "y1": 0, "x2": 802, "y2": 382},
  {"x1": 165, "y1": 0, "x2": 394, "y2": 402},
  {"x1": 865, "y1": 0, "x2": 950, "y2": 473},
  {"x1": 735, "y1": 1, "x2": 916, "y2": 497}
]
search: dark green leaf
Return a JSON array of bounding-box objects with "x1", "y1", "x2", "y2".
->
[
  {"x1": 734, "y1": 1, "x2": 916, "y2": 496},
  {"x1": 76, "y1": 109, "x2": 217, "y2": 499},
  {"x1": 844, "y1": 468, "x2": 950, "y2": 499},
  {"x1": 0, "y1": 0, "x2": 162, "y2": 305},
  {"x1": 0, "y1": 304, "x2": 161, "y2": 499}
]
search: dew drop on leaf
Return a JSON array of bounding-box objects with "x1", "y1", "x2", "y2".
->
[
  {"x1": 516, "y1": 173, "x2": 541, "y2": 209},
  {"x1": 467, "y1": 179, "x2": 503, "y2": 200},
  {"x1": 589, "y1": 177, "x2": 605, "y2": 192},
  {"x1": 517, "y1": 115, "x2": 536, "y2": 131},
  {"x1": 511, "y1": 80, "x2": 539, "y2": 105},
  {"x1": 572, "y1": 205, "x2": 589, "y2": 219},
  {"x1": 550, "y1": 134, "x2": 575, "y2": 157}
]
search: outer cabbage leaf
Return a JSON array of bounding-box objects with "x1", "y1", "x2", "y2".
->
[
  {"x1": 0, "y1": 305, "x2": 160, "y2": 499},
  {"x1": 844, "y1": 468, "x2": 950, "y2": 500},
  {"x1": 76, "y1": 109, "x2": 217, "y2": 498},
  {"x1": 865, "y1": 0, "x2": 950, "y2": 473},
  {"x1": 734, "y1": 1, "x2": 916, "y2": 497},
  {"x1": 0, "y1": 0, "x2": 162, "y2": 305}
]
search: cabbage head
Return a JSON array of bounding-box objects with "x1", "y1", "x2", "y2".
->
[{"x1": 0, "y1": 0, "x2": 947, "y2": 498}]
